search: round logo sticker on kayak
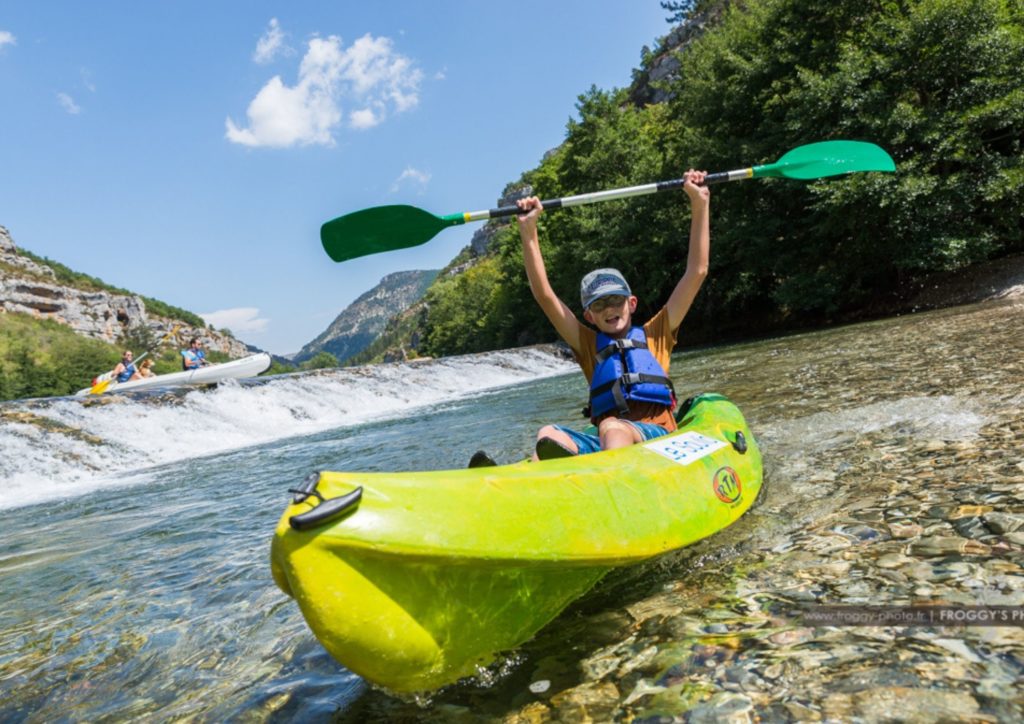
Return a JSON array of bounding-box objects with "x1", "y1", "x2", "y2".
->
[{"x1": 713, "y1": 466, "x2": 742, "y2": 505}]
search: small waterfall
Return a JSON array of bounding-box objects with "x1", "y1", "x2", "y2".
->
[{"x1": 0, "y1": 346, "x2": 575, "y2": 510}]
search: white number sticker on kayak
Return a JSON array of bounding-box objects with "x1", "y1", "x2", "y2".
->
[{"x1": 644, "y1": 431, "x2": 727, "y2": 466}]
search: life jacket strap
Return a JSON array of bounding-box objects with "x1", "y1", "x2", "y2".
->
[
  {"x1": 590, "y1": 373, "x2": 676, "y2": 416},
  {"x1": 595, "y1": 338, "x2": 648, "y2": 364}
]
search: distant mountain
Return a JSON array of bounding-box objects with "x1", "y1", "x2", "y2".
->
[{"x1": 294, "y1": 269, "x2": 439, "y2": 364}]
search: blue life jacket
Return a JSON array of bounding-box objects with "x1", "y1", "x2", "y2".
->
[
  {"x1": 588, "y1": 327, "x2": 675, "y2": 420},
  {"x1": 116, "y1": 362, "x2": 136, "y2": 383},
  {"x1": 182, "y1": 349, "x2": 205, "y2": 370}
]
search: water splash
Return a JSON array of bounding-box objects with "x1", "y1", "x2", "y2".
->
[{"x1": 0, "y1": 346, "x2": 574, "y2": 510}]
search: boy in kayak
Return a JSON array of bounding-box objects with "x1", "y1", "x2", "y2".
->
[
  {"x1": 181, "y1": 337, "x2": 208, "y2": 370},
  {"x1": 514, "y1": 169, "x2": 710, "y2": 460}
]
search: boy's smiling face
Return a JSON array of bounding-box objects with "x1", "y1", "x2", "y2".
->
[{"x1": 584, "y1": 294, "x2": 638, "y2": 336}]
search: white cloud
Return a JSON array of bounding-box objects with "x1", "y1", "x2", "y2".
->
[
  {"x1": 226, "y1": 31, "x2": 423, "y2": 148},
  {"x1": 0, "y1": 30, "x2": 15, "y2": 50},
  {"x1": 253, "y1": 17, "x2": 289, "y2": 64},
  {"x1": 80, "y1": 67, "x2": 96, "y2": 92},
  {"x1": 57, "y1": 92, "x2": 81, "y2": 114},
  {"x1": 200, "y1": 307, "x2": 269, "y2": 335},
  {"x1": 349, "y1": 107, "x2": 380, "y2": 129},
  {"x1": 390, "y1": 166, "x2": 431, "y2": 193}
]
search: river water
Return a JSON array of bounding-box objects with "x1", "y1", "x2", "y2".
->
[{"x1": 1, "y1": 296, "x2": 1022, "y2": 721}]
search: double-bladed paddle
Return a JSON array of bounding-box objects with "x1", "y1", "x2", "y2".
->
[{"x1": 321, "y1": 140, "x2": 896, "y2": 263}]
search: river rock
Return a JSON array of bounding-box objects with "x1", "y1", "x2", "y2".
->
[
  {"x1": 685, "y1": 693, "x2": 754, "y2": 724},
  {"x1": 621, "y1": 678, "x2": 665, "y2": 706},
  {"x1": 1004, "y1": 531, "x2": 1024, "y2": 545},
  {"x1": 889, "y1": 521, "x2": 924, "y2": 538},
  {"x1": 848, "y1": 686, "x2": 980, "y2": 721},
  {"x1": 579, "y1": 650, "x2": 622, "y2": 681},
  {"x1": 616, "y1": 645, "x2": 659, "y2": 678},
  {"x1": 784, "y1": 701, "x2": 823, "y2": 721},
  {"x1": 876, "y1": 553, "x2": 912, "y2": 569},
  {"x1": 549, "y1": 681, "x2": 620, "y2": 722},
  {"x1": 769, "y1": 628, "x2": 814, "y2": 647},
  {"x1": 503, "y1": 701, "x2": 551, "y2": 724},
  {"x1": 948, "y1": 505, "x2": 993, "y2": 520},
  {"x1": 910, "y1": 536, "x2": 991, "y2": 557},
  {"x1": 983, "y1": 512, "x2": 1024, "y2": 534}
]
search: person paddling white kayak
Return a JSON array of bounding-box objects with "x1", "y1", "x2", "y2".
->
[
  {"x1": 181, "y1": 337, "x2": 209, "y2": 370},
  {"x1": 111, "y1": 349, "x2": 144, "y2": 383}
]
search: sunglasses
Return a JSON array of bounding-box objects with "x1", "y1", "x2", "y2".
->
[{"x1": 589, "y1": 295, "x2": 628, "y2": 313}]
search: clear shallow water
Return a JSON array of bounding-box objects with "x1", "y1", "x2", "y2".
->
[{"x1": 1, "y1": 299, "x2": 1023, "y2": 721}]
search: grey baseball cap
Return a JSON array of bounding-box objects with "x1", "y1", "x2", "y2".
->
[{"x1": 580, "y1": 268, "x2": 631, "y2": 309}]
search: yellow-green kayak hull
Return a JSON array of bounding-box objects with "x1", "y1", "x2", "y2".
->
[{"x1": 270, "y1": 393, "x2": 762, "y2": 692}]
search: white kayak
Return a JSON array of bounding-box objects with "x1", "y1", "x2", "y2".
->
[{"x1": 76, "y1": 353, "x2": 272, "y2": 396}]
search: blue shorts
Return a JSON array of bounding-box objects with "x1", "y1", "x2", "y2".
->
[{"x1": 552, "y1": 421, "x2": 670, "y2": 456}]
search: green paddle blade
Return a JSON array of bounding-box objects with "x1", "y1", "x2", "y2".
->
[
  {"x1": 753, "y1": 140, "x2": 896, "y2": 180},
  {"x1": 321, "y1": 205, "x2": 465, "y2": 262}
]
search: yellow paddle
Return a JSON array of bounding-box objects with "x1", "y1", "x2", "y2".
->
[{"x1": 87, "y1": 324, "x2": 181, "y2": 395}]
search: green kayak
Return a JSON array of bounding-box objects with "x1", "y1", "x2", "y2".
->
[{"x1": 270, "y1": 393, "x2": 763, "y2": 692}]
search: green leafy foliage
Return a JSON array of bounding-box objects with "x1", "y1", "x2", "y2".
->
[
  {"x1": 263, "y1": 359, "x2": 298, "y2": 376},
  {"x1": 0, "y1": 313, "x2": 121, "y2": 399},
  {"x1": 117, "y1": 323, "x2": 161, "y2": 358},
  {"x1": 421, "y1": 257, "x2": 511, "y2": 356},
  {"x1": 299, "y1": 351, "x2": 339, "y2": 370},
  {"x1": 414, "y1": 0, "x2": 1023, "y2": 352},
  {"x1": 663, "y1": 0, "x2": 1024, "y2": 323}
]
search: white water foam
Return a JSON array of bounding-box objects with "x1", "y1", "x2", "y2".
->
[
  {"x1": 761, "y1": 394, "x2": 990, "y2": 452},
  {"x1": 0, "y1": 347, "x2": 575, "y2": 510}
]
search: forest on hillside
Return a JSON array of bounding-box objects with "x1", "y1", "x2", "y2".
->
[{"x1": 415, "y1": 0, "x2": 1023, "y2": 356}]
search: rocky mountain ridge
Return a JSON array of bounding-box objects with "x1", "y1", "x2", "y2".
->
[
  {"x1": 0, "y1": 225, "x2": 250, "y2": 357},
  {"x1": 295, "y1": 269, "x2": 439, "y2": 364}
]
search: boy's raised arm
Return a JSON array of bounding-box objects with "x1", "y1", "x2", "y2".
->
[
  {"x1": 665, "y1": 170, "x2": 711, "y2": 331},
  {"x1": 516, "y1": 197, "x2": 582, "y2": 352}
]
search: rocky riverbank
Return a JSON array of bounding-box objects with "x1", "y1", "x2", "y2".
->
[
  {"x1": 841, "y1": 252, "x2": 1024, "y2": 327},
  {"x1": 902, "y1": 253, "x2": 1024, "y2": 310}
]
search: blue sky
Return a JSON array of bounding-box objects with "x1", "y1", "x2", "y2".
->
[{"x1": 0, "y1": 2, "x2": 671, "y2": 355}]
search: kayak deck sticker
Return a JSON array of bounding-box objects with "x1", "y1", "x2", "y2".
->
[{"x1": 644, "y1": 431, "x2": 728, "y2": 466}]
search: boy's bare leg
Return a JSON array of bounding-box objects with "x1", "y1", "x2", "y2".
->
[{"x1": 598, "y1": 418, "x2": 643, "y2": 451}]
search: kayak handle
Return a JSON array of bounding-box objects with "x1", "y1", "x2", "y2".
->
[
  {"x1": 287, "y1": 471, "x2": 363, "y2": 531},
  {"x1": 290, "y1": 471, "x2": 322, "y2": 504}
]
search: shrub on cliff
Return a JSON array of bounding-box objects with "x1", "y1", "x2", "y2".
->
[{"x1": 0, "y1": 313, "x2": 120, "y2": 400}]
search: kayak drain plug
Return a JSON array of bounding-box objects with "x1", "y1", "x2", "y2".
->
[
  {"x1": 732, "y1": 431, "x2": 748, "y2": 454},
  {"x1": 287, "y1": 471, "x2": 363, "y2": 531}
]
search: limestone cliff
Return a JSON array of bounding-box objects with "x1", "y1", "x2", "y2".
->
[{"x1": 0, "y1": 225, "x2": 250, "y2": 357}]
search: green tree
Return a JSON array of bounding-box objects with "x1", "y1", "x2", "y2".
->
[
  {"x1": 402, "y1": 0, "x2": 1024, "y2": 356},
  {"x1": 0, "y1": 313, "x2": 123, "y2": 400},
  {"x1": 299, "y1": 351, "x2": 339, "y2": 370},
  {"x1": 117, "y1": 323, "x2": 159, "y2": 356},
  {"x1": 421, "y1": 258, "x2": 509, "y2": 356},
  {"x1": 663, "y1": 0, "x2": 1023, "y2": 321}
]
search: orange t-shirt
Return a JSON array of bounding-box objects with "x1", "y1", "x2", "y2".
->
[{"x1": 571, "y1": 306, "x2": 678, "y2": 432}]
